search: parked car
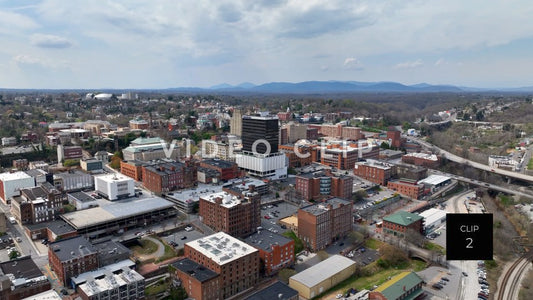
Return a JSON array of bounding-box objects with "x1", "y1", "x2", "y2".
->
[{"x1": 181, "y1": 236, "x2": 187, "y2": 240}]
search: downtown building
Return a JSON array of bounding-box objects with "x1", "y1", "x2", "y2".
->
[
  {"x1": 236, "y1": 113, "x2": 287, "y2": 180},
  {"x1": 353, "y1": 159, "x2": 397, "y2": 185},
  {"x1": 320, "y1": 141, "x2": 379, "y2": 170},
  {"x1": 295, "y1": 171, "x2": 353, "y2": 201},
  {"x1": 297, "y1": 198, "x2": 352, "y2": 251},
  {"x1": 183, "y1": 232, "x2": 260, "y2": 299},
  {"x1": 199, "y1": 191, "x2": 261, "y2": 238},
  {"x1": 142, "y1": 160, "x2": 197, "y2": 194}
]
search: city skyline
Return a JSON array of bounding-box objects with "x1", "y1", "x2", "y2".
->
[{"x1": 1, "y1": 1, "x2": 533, "y2": 89}]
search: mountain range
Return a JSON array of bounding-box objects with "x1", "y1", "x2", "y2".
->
[{"x1": 167, "y1": 80, "x2": 533, "y2": 93}]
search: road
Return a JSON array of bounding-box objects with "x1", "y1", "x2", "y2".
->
[
  {"x1": 428, "y1": 169, "x2": 533, "y2": 200},
  {"x1": 409, "y1": 136, "x2": 533, "y2": 184}
]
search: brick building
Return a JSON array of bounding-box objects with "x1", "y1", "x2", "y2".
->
[
  {"x1": 279, "y1": 144, "x2": 317, "y2": 168},
  {"x1": 0, "y1": 256, "x2": 51, "y2": 300},
  {"x1": 386, "y1": 130, "x2": 402, "y2": 148},
  {"x1": 353, "y1": 159, "x2": 396, "y2": 185},
  {"x1": 199, "y1": 191, "x2": 260, "y2": 238},
  {"x1": 48, "y1": 236, "x2": 99, "y2": 286},
  {"x1": 57, "y1": 145, "x2": 83, "y2": 163},
  {"x1": 368, "y1": 271, "x2": 424, "y2": 300},
  {"x1": 11, "y1": 182, "x2": 62, "y2": 225},
  {"x1": 402, "y1": 152, "x2": 440, "y2": 169},
  {"x1": 129, "y1": 116, "x2": 149, "y2": 130},
  {"x1": 184, "y1": 232, "x2": 260, "y2": 299},
  {"x1": 142, "y1": 160, "x2": 197, "y2": 193},
  {"x1": 77, "y1": 268, "x2": 145, "y2": 300},
  {"x1": 387, "y1": 179, "x2": 425, "y2": 199},
  {"x1": 298, "y1": 198, "x2": 352, "y2": 251},
  {"x1": 321, "y1": 141, "x2": 379, "y2": 170},
  {"x1": 170, "y1": 258, "x2": 220, "y2": 300},
  {"x1": 120, "y1": 160, "x2": 144, "y2": 181},
  {"x1": 199, "y1": 159, "x2": 239, "y2": 181},
  {"x1": 319, "y1": 124, "x2": 361, "y2": 140},
  {"x1": 244, "y1": 230, "x2": 295, "y2": 275},
  {"x1": 295, "y1": 172, "x2": 352, "y2": 201},
  {"x1": 382, "y1": 211, "x2": 423, "y2": 237}
]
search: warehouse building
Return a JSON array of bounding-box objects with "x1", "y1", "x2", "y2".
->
[{"x1": 289, "y1": 255, "x2": 356, "y2": 299}]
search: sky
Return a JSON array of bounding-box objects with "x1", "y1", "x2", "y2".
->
[{"x1": 1, "y1": 0, "x2": 533, "y2": 89}]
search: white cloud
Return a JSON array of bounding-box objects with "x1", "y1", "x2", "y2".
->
[
  {"x1": 31, "y1": 34, "x2": 72, "y2": 48},
  {"x1": 13, "y1": 54, "x2": 69, "y2": 69},
  {"x1": 343, "y1": 57, "x2": 363, "y2": 70},
  {"x1": 394, "y1": 59, "x2": 423, "y2": 69}
]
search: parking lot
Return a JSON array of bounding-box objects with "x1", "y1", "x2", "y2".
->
[
  {"x1": 160, "y1": 227, "x2": 205, "y2": 249},
  {"x1": 344, "y1": 246, "x2": 379, "y2": 266},
  {"x1": 260, "y1": 201, "x2": 299, "y2": 234}
]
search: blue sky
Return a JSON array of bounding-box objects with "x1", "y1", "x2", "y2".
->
[{"x1": 1, "y1": 0, "x2": 533, "y2": 89}]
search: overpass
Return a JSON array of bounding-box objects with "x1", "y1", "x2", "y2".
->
[{"x1": 409, "y1": 136, "x2": 533, "y2": 184}]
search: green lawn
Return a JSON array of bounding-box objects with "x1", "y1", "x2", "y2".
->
[
  {"x1": 528, "y1": 158, "x2": 533, "y2": 170},
  {"x1": 156, "y1": 242, "x2": 178, "y2": 263},
  {"x1": 131, "y1": 239, "x2": 158, "y2": 255},
  {"x1": 364, "y1": 238, "x2": 383, "y2": 250},
  {"x1": 424, "y1": 242, "x2": 446, "y2": 255}
]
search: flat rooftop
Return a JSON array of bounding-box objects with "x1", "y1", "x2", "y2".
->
[
  {"x1": 244, "y1": 230, "x2": 293, "y2": 252},
  {"x1": 69, "y1": 191, "x2": 97, "y2": 203},
  {"x1": 49, "y1": 236, "x2": 97, "y2": 262},
  {"x1": 289, "y1": 255, "x2": 355, "y2": 287},
  {"x1": 61, "y1": 196, "x2": 175, "y2": 229},
  {"x1": 201, "y1": 159, "x2": 235, "y2": 169},
  {"x1": 71, "y1": 260, "x2": 135, "y2": 286},
  {"x1": 419, "y1": 174, "x2": 451, "y2": 186},
  {"x1": 78, "y1": 268, "x2": 144, "y2": 297},
  {"x1": 165, "y1": 183, "x2": 224, "y2": 204},
  {"x1": 301, "y1": 198, "x2": 351, "y2": 216},
  {"x1": 403, "y1": 152, "x2": 439, "y2": 161},
  {"x1": 171, "y1": 258, "x2": 218, "y2": 283},
  {"x1": 186, "y1": 232, "x2": 257, "y2": 265},
  {"x1": 355, "y1": 159, "x2": 394, "y2": 170},
  {"x1": 201, "y1": 191, "x2": 242, "y2": 208},
  {"x1": 0, "y1": 171, "x2": 32, "y2": 181}
]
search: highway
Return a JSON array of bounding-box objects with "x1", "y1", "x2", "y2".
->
[
  {"x1": 409, "y1": 136, "x2": 533, "y2": 184},
  {"x1": 428, "y1": 169, "x2": 533, "y2": 200}
]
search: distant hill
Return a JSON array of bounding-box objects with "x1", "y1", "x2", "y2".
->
[{"x1": 184, "y1": 80, "x2": 465, "y2": 93}]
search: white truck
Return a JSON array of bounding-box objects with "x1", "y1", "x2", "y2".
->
[{"x1": 8, "y1": 217, "x2": 16, "y2": 224}]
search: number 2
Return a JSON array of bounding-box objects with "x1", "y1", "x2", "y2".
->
[{"x1": 466, "y1": 238, "x2": 473, "y2": 248}]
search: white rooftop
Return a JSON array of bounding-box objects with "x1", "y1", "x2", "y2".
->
[
  {"x1": 419, "y1": 174, "x2": 451, "y2": 186},
  {"x1": 21, "y1": 289, "x2": 62, "y2": 300},
  {"x1": 186, "y1": 232, "x2": 257, "y2": 265},
  {"x1": 201, "y1": 191, "x2": 241, "y2": 208},
  {"x1": 404, "y1": 152, "x2": 439, "y2": 161},
  {"x1": 78, "y1": 268, "x2": 144, "y2": 297},
  {"x1": 0, "y1": 171, "x2": 32, "y2": 181},
  {"x1": 290, "y1": 255, "x2": 355, "y2": 287},
  {"x1": 418, "y1": 208, "x2": 447, "y2": 226},
  {"x1": 95, "y1": 173, "x2": 133, "y2": 183}
]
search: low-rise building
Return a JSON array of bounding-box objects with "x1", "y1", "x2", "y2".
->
[
  {"x1": 68, "y1": 192, "x2": 98, "y2": 210},
  {"x1": 245, "y1": 281, "x2": 298, "y2": 300},
  {"x1": 94, "y1": 174, "x2": 135, "y2": 201},
  {"x1": 0, "y1": 171, "x2": 36, "y2": 204},
  {"x1": 53, "y1": 171, "x2": 94, "y2": 192},
  {"x1": 387, "y1": 179, "x2": 424, "y2": 199},
  {"x1": 368, "y1": 271, "x2": 424, "y2": 300},
  {"x1": 48, "y1": 236, "x2": 99, "y2": 286},
  {"x1": 13, "y1": 158, "x2": 29, "y2": 170},
  {"x1": 120, "y1": 160, "x2": 144, "y2": 181},
  {"x1": 142, "y1": 160, "x2": 197, "y2": 194},
  {"x1": 77, "y1": 268, "x2": 145, "y2": 300},
  {"x1": 244, "y1": 230, "x2": 295, "y2": 275},
  {"x1": 402, "y1": 152, "x2": 440, "y2": 169},
  {"x1": 11, "y1": 183, "x2": 62, "y2": 225},
  {"x1": 418, "y1": 208, "x2": 447, "y2": 235},
  {"x1": 199, "y1": 159, "x2": 239, "y2": 181},
  {"x1": 80, "y1": 159, "x2": 103, "y2": 173},
  {"x1": 122, "y1": 137, "x2": 179, "y2": 161},
  {"x1": 184, "y1": 232, "x2": 260, "y2": 299},
  {"x1": 0, "y1": 256, "x2": 51, "y2": 299},
  {"x1": 353, "y1": 159, "x2": 396, "y2": 185},
  {"x1": 170, "y1": 258, "x2": 220, "y2": 300},
  {"x1": 295, "y1": 172, "x2": 353, "y2": 201},
  {"x1": 382, "y1": 211, "x2": 423, "y2": 237},
  {"x1": 289, "y1": 255, "x2": 356, "y2": 299},
  {"x1": 57, "y1": 145, "x2": 83, "y2": 163},
  {"x1": 1, "y1": 136, "x2": 17, "y2": 146}
]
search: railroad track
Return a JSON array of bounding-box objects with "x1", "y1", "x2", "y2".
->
[{"x1": 496, "y1": 252, "x2": 532, "y2": 300}]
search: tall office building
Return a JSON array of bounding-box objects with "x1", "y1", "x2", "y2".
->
[
  {"x1": 230, "y1": 108, "x2": 242, "y2": 136},
  {"x1": 242, "y1": 114, "x2": 279, "y2": 154},
  {"x1": 237, "y1": 113, "x2": 287, "y2": 180}
]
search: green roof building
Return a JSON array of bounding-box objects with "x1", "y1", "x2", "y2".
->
[
  {"x1": 382, "y1": 211, "x2": 423, "y2": 237},
  {"x1": 370, "y1": 271, "x2": 424, "y2": 300}
]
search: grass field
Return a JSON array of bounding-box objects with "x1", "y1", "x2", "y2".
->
[{"x1": 131, "y1": 239, "x2": 158, "y2": 255}]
